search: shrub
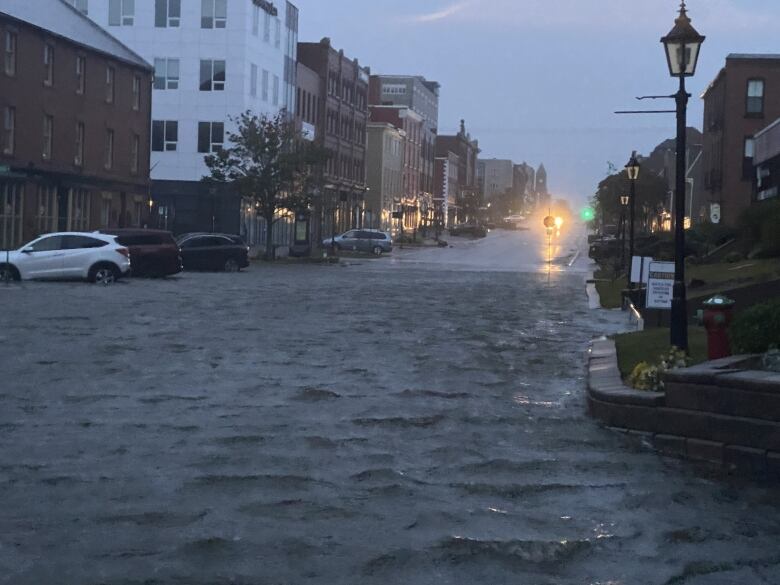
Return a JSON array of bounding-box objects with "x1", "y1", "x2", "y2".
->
[
  {"x1": 740, "y1": 200, "x2": 780, "y2": 258},
  {"x1": 628, "y1": 347, "x2": 691, "y2": 392},
  {"x1": 730, "y1": 298, "x2": 780, "y2": 354}
]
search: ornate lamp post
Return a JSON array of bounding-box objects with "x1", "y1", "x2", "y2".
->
[
  {"x1": 625, "y1": 153, "x2": 640, "y2": 289},
  {"x1": 620, "y1": 194, "x2": 629, "y2": 273},
  {"x1": 661, "y1": 1, "x2": 705, "y2": 351}
]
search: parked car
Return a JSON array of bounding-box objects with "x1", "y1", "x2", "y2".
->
[
  {"x1": 100, "y1": 229, "x2": 182, "y2": 278},
  {"x1": 0, "y1": 232, "x2": 130, "y2": 284},
  {"x1": 449, "y1": 223, "x2": 488, "y2": 238},
  {"x1": 322, "y1": 230, "x2": 394, "y2": 256},
  {"x1": 176, "y1": 233, "x2": 250, "y2": 272}
]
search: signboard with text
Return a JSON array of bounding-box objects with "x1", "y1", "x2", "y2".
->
[
  {"x1": 630, "y1": 256, "x2": 653, "y2": 285},
  {"x1": 646, "y1": 261, "x2": 675, "y2": 309}
]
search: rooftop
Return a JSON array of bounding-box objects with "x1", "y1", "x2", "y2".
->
[
  {"x1": 0, "y1": 0, "x2": 150, "y2": 70},
  {"x1": 727, "y1": 54, "x2": 780, "y2": 61}
]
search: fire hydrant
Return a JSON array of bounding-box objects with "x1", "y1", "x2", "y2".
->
[{"x1": 702, "y1": 295, "x2": 736, "y2": 360}]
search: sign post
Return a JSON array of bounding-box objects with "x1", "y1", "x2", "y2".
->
[{"x1": 646, "y1": 261, "x2": 675, "y2": 310}]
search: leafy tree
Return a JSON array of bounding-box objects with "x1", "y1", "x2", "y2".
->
[
  {"x1": 594, "y1": 167, "x2": 668, "y2": 234},
  {"x1": 203, "y1": 111, "x2": 328, "y2": 261}
]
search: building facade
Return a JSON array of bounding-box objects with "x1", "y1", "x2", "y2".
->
[
  {"x1": 478, "y1": 158, "x2": 514, "y2": 201},
  {"x1": 369, "y1": 75, "x2": 439, "y2": 218},
  {"x1": 84, "y1": 0, "x2": 299, "y2": 244},
  {"x1": 369, "y1": 105, "x2": 425, "y2": 234},
  {"x1": 1, "y1": 0, "x2": 152, "y2": 250},
  {"x1": 297, "y1": 37, "x2": 369, "y2": 243},
  {"x1": 754, "y1": 117, "x2": 780, "y2": 203},
  {"x1": 365, "y1": 122, "x2": 403, "y2": 233},
  {"x1": 435, "y1": 120, "x2": 480, "y2": 223},
  {"x1": 434, "y1": 150, "x2": 460, "y2": 228},
  {"x1": 702, "y1": 54, "x2": 780, "y2": 226}
]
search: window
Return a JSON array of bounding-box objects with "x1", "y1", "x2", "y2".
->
[
  {"x1": 105, "y1": 66, "x2": 115, "y2": 103},
  {"x1": 29, "y1": 235, "x2": 65, "y2": 252},
  {"x1": 76, "y1": 56, "x2": 86, "y2": 94},
  {"x1": 64, "y1": 235, "x2": 108, "y2": 249},
  {"x1": 152, "y1": 120, "x2": 178, "y2": 151},
  {"x1": 132, "y1": 75, "x2": 141, "y2": 110},
  {"x1": 108, "y1": 0, "x2": 134, "y2": 26},
  {"x1": 250, "y1": 64, "x2": 258, "y2": 97},
  {"x1": 42, "y1": 115, "x2": 53, "y2": 161},
  {"x1": 272, "y1": 74, "x2": 279, "y2": 106},
  {"x1": 4, "y1": 31, "x2": 16, "y2": 77},
  {"x1": 201, "y1": 0, "x2": 226, "y2": 29},
  {"x1": 2, "y1": 106, "x2": 14, "y2": 155},
  {"x1": 264, "y1": 10, "x2": 270, "y2": 42},
  {"x1": 37, "y1": 185, "x2": 58, "y2": 234},
  {"x1": 199, "y1": 59, "x2": 225, "y2": 91},
  {"x1": 0, "y1": 182, "x2": 23, "y2": 250},
  {"x1": 67, "y1": 189, "x2": 90, "y2": 231},
  {"x1": 43, "y1": 43, "x2": 54, "y2": 86},
  {"x1": 66, "y1": 0, "x2": 88, "y2": 14},
  {"x1": 747, "y1": 79, "x2": 765, "y2": 116},
  {"x1": 743, "y1": 137, "x2": 756, "y2": 180},
  {"x1": 131, "y1": 133, "x2": 140, "y2": 174},
  {"x1": 104, "y1": 130, "x2": 114, "y2": 169},
  {"x1": 153, "y1": 58, "x2": 179, "y2": 90},
  {"x1": 198, "y1": 122, "x2": 224, "y2": 153},
  {"x1": 262, "y1": 69, "x2": 269, "y2": 101},
  {"x1": 252, "y1": 5, "x2": 259, "y2": 35},
  {"x1": 275, "y1": 18, "x2": 280, "y2": 48},
  {"x1": 155, "y1": 0, "x2": 181, "y2": 27},
  {"x1": 74, "y1": 122, "x2": 85, "y2": 166}
]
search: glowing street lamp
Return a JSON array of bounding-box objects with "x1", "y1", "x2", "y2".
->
[
  {"x1": 625, "y1": 152, "x2": 640, "y2": 289},
  {"x1": 661, "y1": 0, "x2": 705, "y2": 352}
]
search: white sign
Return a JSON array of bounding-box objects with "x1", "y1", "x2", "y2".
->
[
  {"x1": 646, "y1": 261, "x2": 675, "y2": 309},
  {"x1": 710, "y1": 203, "x2": 721, "y2": 224},
  {"x1": 630, "y1": 256, "x2": 653, "y2": 285}
]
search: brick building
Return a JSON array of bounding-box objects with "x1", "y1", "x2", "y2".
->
[
  {"x1": 297, "y1": 38, "x2": 369, "y2": 243},
  {"x1": 434, "y1": 150, "x2": 460, "y2": 229},
  {"x1": 701, "y1": 54, "x2": 780, "y2": 226},
  {"x1": 369, "y1": 105, "x2": 424, "y2": 234},
  {"x1": 1, "y1": 0, "x2": 152, "y2": 250},
  {"x1": 435, "y1": 120, "x2": 480, "y2": 224}
]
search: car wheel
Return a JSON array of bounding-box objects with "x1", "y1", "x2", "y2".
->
[
  {"x1": 224, "y1": 258, "x2": 240, "y2": 273},
  {"x1": 372, "y1": 246, "x2": 383, "y2": 257},
  {"x1": 0, "y1": 264, "x2": 20, "y2": 282},
  {"x1": 89, "y1": 263, "x2": 119, "y2": 285}
]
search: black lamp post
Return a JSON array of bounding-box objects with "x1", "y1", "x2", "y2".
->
[
  {"x1": 625, "y1": 153, "x2": 640, "y2": 290},
  {"x1": 620, "y1": 194, "x2": 630, "y2": 274},
  {"x1": 661, "y1": 0, "x2": 705, "y2": 352}
]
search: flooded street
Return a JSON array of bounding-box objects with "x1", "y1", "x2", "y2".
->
[{"x1": 1, "y1": 230, "x2": 780, "y2": 584}]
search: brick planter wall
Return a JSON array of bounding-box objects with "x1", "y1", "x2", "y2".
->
[{"x1": 587, "y1": 339, "x2": 780, "y2": 479}]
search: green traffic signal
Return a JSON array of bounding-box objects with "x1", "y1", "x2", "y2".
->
[{"x1": 580, "y1": 207, "x2": 595, "y2": 222}]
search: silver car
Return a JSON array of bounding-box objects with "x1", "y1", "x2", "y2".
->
[{"x1": 323, "y1": 230, "x2": 393, "y2": 256}]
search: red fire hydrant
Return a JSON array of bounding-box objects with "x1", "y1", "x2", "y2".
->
[{"x1": 702, "y1": 295, "x2": 736, "y2": 360}]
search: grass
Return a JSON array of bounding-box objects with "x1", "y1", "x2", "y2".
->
[
  {"x1": 593, "y1": 267, "x2": 625, "y2": 309},
  {"x1": 613, "y1": 326, "x2": 708, "y2": 379},
  {"x1": 688, "y1": 258, "x2": 780, "y2": 298}
]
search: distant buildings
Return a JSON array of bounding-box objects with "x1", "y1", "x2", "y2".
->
[
  {"x1": 701, "y1": 54, "x2": 780, "y2": 226},
  {"x1": 298, "y1": 38, "x2": 369, "y2": 242},
  {"x1": 436, "y1": 120, "x2": 480, "y2": 225},
  {"x1": 365, "y1": 123, "x2": 403, "y2": 232},
  {"x1": 0, "y1": 0, "x2": 152, "y2": 249},
  {"x1": 477, "y1": 159, "x2": 514, "y2": 201}
]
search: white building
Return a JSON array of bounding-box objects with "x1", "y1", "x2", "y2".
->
[
  {"x1": 478, "y1": 158, "x2": 514, "y2": 201},
  {"x1": 79, "y1": 0, "x2": 299, "y2": 238}
]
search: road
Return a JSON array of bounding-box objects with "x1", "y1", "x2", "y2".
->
[{"x1": 1, "y1": 228, "x2": 779, "y2": 584}]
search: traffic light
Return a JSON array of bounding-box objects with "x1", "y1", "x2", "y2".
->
[{"x1": 580, "y1": 207, "x2": 595, "y2": 222}]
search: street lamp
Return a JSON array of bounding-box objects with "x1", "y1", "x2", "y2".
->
[
  {"x1": 620, "y1": 194, "x2": 629, "y2": 273},
  {"x1": 661, "y1": 0, "x2": 705, "y2": 352},
  {"x1": 625, "y1": 152, "x2": 640, "y2": 290}
]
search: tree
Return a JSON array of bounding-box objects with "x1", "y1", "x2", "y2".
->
[
  {"x1": 203, "y1": 111, "x2": 328, "y2": 261},
  {"x1": 594, "y1": 168, "x2": 668, "y2": 233}
]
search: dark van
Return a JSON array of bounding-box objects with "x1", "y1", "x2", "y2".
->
[{"x1": 100, "y1": 229, "x2": 182, "y2": 278}]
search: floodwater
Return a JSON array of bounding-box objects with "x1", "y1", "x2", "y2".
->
[{"x1": 1, "y1": 229, "x2": 779, "y2": 584}]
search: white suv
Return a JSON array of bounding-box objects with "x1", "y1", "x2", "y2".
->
[{"x1": 0, "y1": 232, "x2": 131, "y2": 284}]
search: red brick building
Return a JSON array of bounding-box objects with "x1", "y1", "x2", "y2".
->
[
  {"x1": 0, "y1": 0, "x2": 152, "y2": 250},
  {"x1": 701, "y1": 54, "x2": 780, "y2": 226}
]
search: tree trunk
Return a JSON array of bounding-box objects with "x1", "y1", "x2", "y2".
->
[{"x1": 265, "y1": 212, "x2": 275, "y2": 262}]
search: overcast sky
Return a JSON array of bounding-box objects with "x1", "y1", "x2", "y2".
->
[{"x1": 293, "y1": 0, "x2": 780, "y2": 207}]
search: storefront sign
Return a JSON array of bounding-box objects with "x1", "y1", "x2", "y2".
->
[{"x1": 646, "y1": 261, "x2": 675, "y2": 310}]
